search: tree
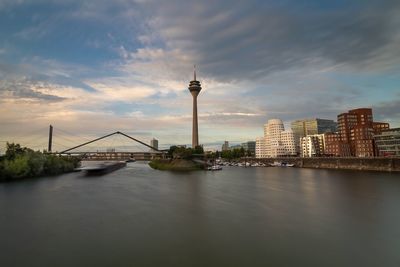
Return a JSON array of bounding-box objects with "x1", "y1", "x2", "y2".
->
[
  {"x1": 0, "y1": 143, "x2": 80, "y2": 180},
  {"x1": 221, "y1": 150, "x2": 232, "y2": 159},
  {"x1": 27, "y1": 151, "x2": 46, "y2": 176},
  {"x1": 240, "y1": 147, "x2": 245, "y2": 157},
  {"x1": 221, "y1": 148, "x2": 246, "y2": 159},
  {"x1": 5, "y1": 143, "x2": 31, "y2": 160},
  {"x1": 168, "y1": 146, "x2": 178, "y2": 157},
  {"x1": 3, "y1": 155, "x2": 30, "y2": 178},
  {"x1": 193, "y1": 145, "x2": 204, "y2": 155},
  {"x1": 172, "y1": 147, "x2": 193, "y2": 159}
]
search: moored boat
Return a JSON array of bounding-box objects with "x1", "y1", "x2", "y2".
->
[
  {"x1": 271, "y1": 161, "x2": 295, "y2": 167},
  {"x1": 208, "y1": 165, "x2": 222, "y2": 171}
]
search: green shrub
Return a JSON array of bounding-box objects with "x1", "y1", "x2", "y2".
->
[
  {"x1": 3, "y1": 155, "x2": 30, "y2": 179},
  {"x1": 27, "y1": 151, "x2": 46, "y2": 176},
  {"x1": 0, "y1": 143, "x2": 81, "y2": 181}
]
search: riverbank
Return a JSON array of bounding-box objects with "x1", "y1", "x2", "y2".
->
[
  {"x1": 149, "y1": 159, "x2": 204, "y2": 171},
  {"x1": 240, "y1": 157, "x2": 400, "y2": 172}
]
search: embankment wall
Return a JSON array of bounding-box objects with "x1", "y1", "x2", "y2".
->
[{"x1": 247, "y1": 157, "x2": 400, "y2": 172}]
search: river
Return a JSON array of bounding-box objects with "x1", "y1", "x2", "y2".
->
[{"x1": 1, "y1": 162, "x2": 400, "y2": 266}]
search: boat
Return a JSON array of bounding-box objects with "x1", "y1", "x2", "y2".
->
[
  {"x1": 271, "y1": 161, "x2": 295, "y2": 167},
  {"x1": 77, "y1": 161, "x2": 127, "y2": 175},
  {"x1": 271, "y1": 161, "x2": 283, "y2": 167},
  {"x1": 125, "y1": 157, "x2": 136, "y2": 163},
  {"x1": 208, "y1": 165, "x2": 222, "y2": 171},
  {"x1": 282, "y1": 163, "x2": 295, "y2": 167}
]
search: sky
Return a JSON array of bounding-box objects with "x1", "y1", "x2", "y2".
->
[{"x1": 0, "y1": 0, "x2": 400, "y2": 151}]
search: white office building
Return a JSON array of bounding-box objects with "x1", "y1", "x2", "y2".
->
[
  {"x1": 280, "y1": 130, "x2": 297, "y2": 156},
  {"x1": 256, "y1": 137, "x2": 267, "y2": 158},
  {"x1": 150, "y1": 138, "x2": 158, "y2": 151},
  {"x1": 256, "y1": 119, "x2": 298, "y2": 158},
  {"x1": 300, "y1": 134, "x2": 325, "y2": 157}
]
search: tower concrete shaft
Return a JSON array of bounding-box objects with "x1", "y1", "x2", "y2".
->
[
  {"x1": 188, "y1": 66, "x2": 202, "y2": 148},
  {"x1": 191, "y1": 92, "x2": 199, "y2": 147}
]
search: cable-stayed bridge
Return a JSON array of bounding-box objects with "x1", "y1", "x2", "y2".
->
[{"x1": 1, "y1": 125, "x2": 165, "y2": 161}]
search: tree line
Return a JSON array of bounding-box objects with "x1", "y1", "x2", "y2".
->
[
  {"x1": 167, "y1": 145, "x2": 204, "y2": 159},
  {"x1": 167, "y1": 145, "x2": 251, "y2": 160},
  {"x1": 0, "y1": 143, "x2": 80, "y2": 181}
]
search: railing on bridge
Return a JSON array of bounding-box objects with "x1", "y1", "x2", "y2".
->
[{"x1": 63, "y1": 152, "x2": 164, "y2": 161}]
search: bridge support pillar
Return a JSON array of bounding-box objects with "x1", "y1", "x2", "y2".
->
[{"x1": 48, "y1": 125, "x2": 53, "y2": 152}]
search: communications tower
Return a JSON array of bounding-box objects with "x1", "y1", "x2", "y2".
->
[{"x1": 188, "y1": 65, "x2": 202, "y2": 147}]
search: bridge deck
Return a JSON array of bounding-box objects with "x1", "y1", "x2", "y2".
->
[{"x1": 61, "y1": 151, "x2": 165, "y2": 161}]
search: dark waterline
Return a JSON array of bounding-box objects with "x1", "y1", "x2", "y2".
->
[{"x1": 1, "y1": 162, "x2": 400, "y2": 267}]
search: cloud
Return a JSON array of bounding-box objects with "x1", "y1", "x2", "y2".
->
[
  {"x1": 1, "y1": 0, "x2": 400, "y2": 149},
  {"x1": 86, "y1": 80, "x2": 156, "y2": 102},
  {"x1": 373, "y1": 97, "x2": 400, "y2": 124},
  {"x1": 0, "y1": 78, "x2": 66, "y2": 102},
  {"x1": 133, "y1": 0, "x2": 400, "y2": 81}
]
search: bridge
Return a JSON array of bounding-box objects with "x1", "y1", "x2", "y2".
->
[
  {"x1": 54, "y1": 129, "x2": 166, "y2": 161},
  {"x1": 2, "y1": 125, "x2": 167, "y2": 161}
]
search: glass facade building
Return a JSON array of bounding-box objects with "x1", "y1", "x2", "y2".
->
[
  {"x1": 374, "y1": 128, "x2": 400, "y2": 157},
  {"x1": 291, "y1": 118, "x2": 337, "y2": 138},
  {"x1": 241, "y1": 141, "x2": 256, "y2": 156}
]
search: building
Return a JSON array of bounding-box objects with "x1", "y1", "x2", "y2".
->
[
  {"x1": 150, "y1": 138, "x2": 158, "y2": 151},
  {"x1": 280, "y1": 130, "x2": 297, "y2": 156},
  {"x1": 324, "y1": 132, "x2": 351, "y2": 157},
  {"x1": 256, "y1": 137, "x2": 267, "y2": 158},
  {"x1": 264, "y1": 119, "x2": 284, "y2": 157},
  {"x1": 300, "y1": 134, "x2": 325, "y2": 157},
  {"x1": 291, "y1": 118, "x2": 337, "y2": 138},
  {"x1": 338, "y1": 108, "x2": 373, "y2": 155},
  {"x1": 373, "y1": 122, "x2": 390, "y2": 134},
  {"x1": 351, "y1": 125, "x2": 375, "y2": 157},
  {"x1": 291, "y1": 118, "x2": 336, "y2": 155},
  {"x1": 338, "y1": 111, "x2": 361, "y2": 144},
  {"x1": 188, "y1": 66, "x2": 202, "y2": 148},
  {"x1": 241, "y1": 141, "x2": 256, "y2": 156},
  {"x1": 327, "y1": 108, "x2": 389, "y2": 157},
  {"x1": 324, "y1": 132, "x2": 339, "y2": 156},
  {"x1": 374, "y1": 128, "x2": 400, "y2": 157},
  {"x1": 230, "y1": 144, "x2": 242, "y2": 150},
  {"x1": 256, "y1": 119, "x2": 297, "y2": 158},
  {"x1": 301, "y1": 136, "x2": 318, "y2": 157},
  {"x1": 222, "y1": 141, "x2": 229, "y2": 151}
]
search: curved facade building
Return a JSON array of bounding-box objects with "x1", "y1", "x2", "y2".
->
[{"x1": 256, "y1": 119, "x2": 297, "y2": 158}]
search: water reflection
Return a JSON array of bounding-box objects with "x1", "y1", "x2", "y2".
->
[{"x1": 1, "y1": 164, "x2": 399, "y2": 266}]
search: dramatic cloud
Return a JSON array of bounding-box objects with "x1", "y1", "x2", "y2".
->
[
  {"x1": 137, "y1": 0, "x2": 400, "y2": 80},
  {"x1": 0, "y1": 0, "x2": 399, "y2": 150}
]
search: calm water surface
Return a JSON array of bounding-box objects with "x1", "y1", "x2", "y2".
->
[{"x1": 1, "y1": 162, "x2": 400, "y2": 266}]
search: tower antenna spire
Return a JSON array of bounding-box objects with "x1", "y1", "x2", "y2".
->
[{"x1": 194, "y1": 64, "x2": 196, "y2": 81}]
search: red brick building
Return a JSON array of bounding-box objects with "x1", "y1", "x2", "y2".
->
[
  {"x1": 324, "y1": 132, "x2": 351, "y2": 157},
  {"x1": 351, "y1": 124, "x2": 375, "y2": 157},
  {"x1": 326, "y1": 108, "x2": 389, "y2": 157},
  {"x1": 373, "y1": 122, "x2": 390, "y2": 134}
]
